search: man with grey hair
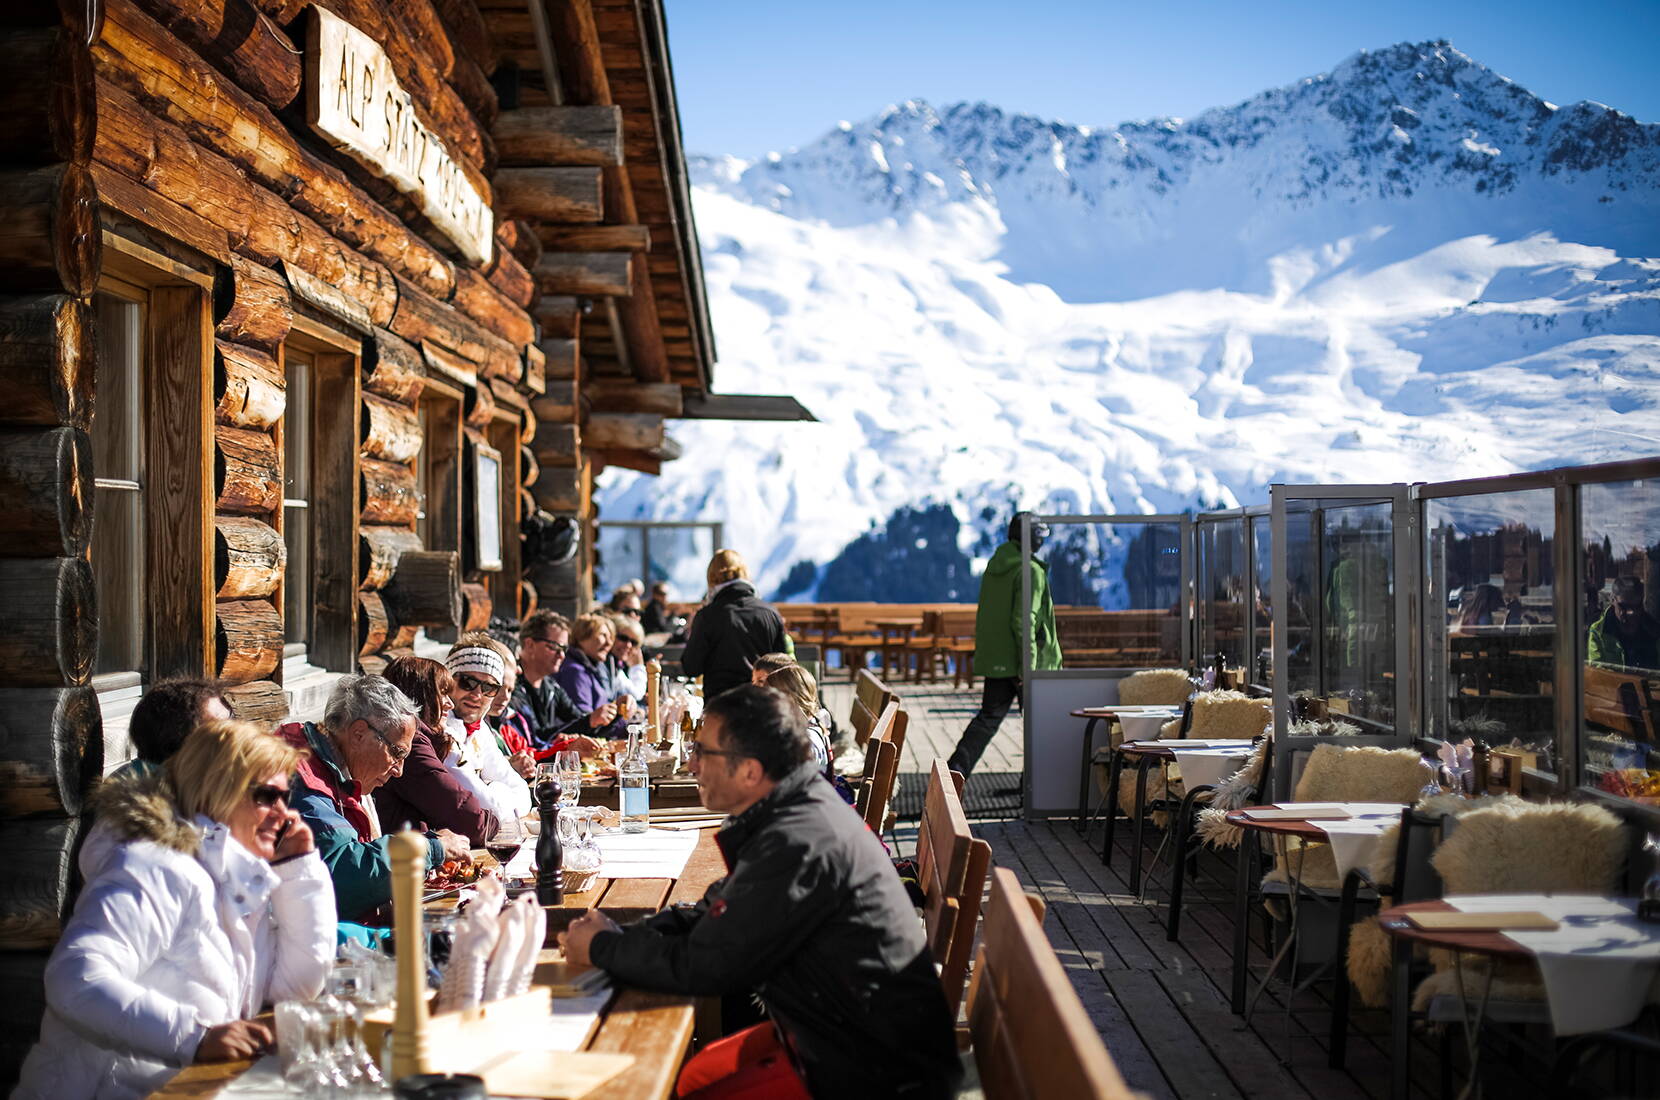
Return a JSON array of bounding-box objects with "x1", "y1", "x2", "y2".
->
[{"x1": 278, "y1": 674, "x2": 470, "y2": 921}]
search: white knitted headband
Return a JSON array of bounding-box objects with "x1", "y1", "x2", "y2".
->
[{"x1": 446, "y1": 645, "x2": 505, "y2": 685}]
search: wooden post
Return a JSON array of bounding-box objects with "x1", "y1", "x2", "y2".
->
[{"x1": 388, "y1": 828, "x2": 431, "y2": 1080}]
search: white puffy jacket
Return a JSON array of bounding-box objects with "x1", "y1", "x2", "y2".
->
[{"x1": 14, "y1": 782, "x2": 335, "y2": 1100}]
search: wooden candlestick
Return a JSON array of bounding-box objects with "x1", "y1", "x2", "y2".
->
[
  {"x1": 389, "y1": 829, "x2": 431, "y2": 1080},
  {"x1": 646, "y1": 657, "x2": 661, "y2": 742}
]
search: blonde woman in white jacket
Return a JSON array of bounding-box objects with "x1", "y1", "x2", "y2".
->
[{"x1": 15, "y1": 720, "x2": 336, "y2": 1100}]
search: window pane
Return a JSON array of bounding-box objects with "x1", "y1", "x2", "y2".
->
[
  {"x1": 1424, "y1": 490, "x2": 1557, "y2": 776},
  {"x1": 91, "y1": 293, "x2": 145, "y2": 675},
  {"x1": 1197, "y1": 519, "x2": 1247, "y2": 671},
  {"x1": 1251, "y1": 517, "x2": 1273, "y2": 685},
  {"x1": 283, "y1": 354, "x2": 312, "y2": 647},
  {"x1": 596, "y1": 525, "x2": 646, "y2": 599},
  {"x1": 646, "y1": 526, "x2": 716, "y2": 603},
  {"x1": 1319, "y1": 502, "x2": 1395, "y2": 726},
  {"x1": 1040, "y1": 521, "x2": 1184, "y2": 669},
  {"x1": 1580, "y1": 480, "x2": 1660, "y2": 803}
]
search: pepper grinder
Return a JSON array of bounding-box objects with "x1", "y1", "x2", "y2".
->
[{"x1": 534, "y1": 769, "x2": 564, "y2": 905}]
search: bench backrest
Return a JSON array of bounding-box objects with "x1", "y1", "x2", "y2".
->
[
  {"x1": 968, "y1": 867, "x2": 1139, "y2": 1100},
  {"x1": 850, "y1": 668, "x2": 898, "y2": 746},
  {"x1": 856, "y1": 701, "x2": 905, "y2": 830},
  {"x1": 917, "y1": 759, "x2": 991, "y2": 1015},
  {"x1": 935, "y1": 609, "x2": 977, "y2": 638}
]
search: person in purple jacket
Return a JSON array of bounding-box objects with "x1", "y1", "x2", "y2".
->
[{"x1": 555, "y1": 612, "x2": 633, "y2": 737}]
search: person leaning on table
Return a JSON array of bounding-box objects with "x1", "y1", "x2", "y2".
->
[
  {"x1": 15, "y1": 720, "x2": 336, "y2": 1100},
  {"x1": 561, "y1": 685, "x2": 962, "y2": 1100}
]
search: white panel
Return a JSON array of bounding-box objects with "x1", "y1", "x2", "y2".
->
[{"x1": 1024, "y1": 674, "x2": 1125, "y2": 818}]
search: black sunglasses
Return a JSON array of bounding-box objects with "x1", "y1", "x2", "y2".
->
[
  {"x1": 530, "y1": 637, "x2": 567, "y2": 655},
  {"x1": 455, "y1": 672, "x2": 502, "y2": 695},
  {"x1": 249, "y1": 783, "x2": 290, "y2": 809}
]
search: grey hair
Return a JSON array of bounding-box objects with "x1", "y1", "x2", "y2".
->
[{"x1": 323, "y1": 673, "x2": 419, "y2": 733}]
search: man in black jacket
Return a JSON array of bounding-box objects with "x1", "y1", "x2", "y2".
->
[
  {"x1": 560, "y1": 686, "x2": 961, "y2": 1099},
  {"x1": 511, "y1": 609, "x2": 609, "y2": 753}
]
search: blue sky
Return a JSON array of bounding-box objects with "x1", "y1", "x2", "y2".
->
[{"x1": 663, "y1": 1, "x2": 1660, "y2": 159}]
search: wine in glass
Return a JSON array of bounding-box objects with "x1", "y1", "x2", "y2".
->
[{"x1": 486, "y1": 820, "x2": 523, "y2": 866}]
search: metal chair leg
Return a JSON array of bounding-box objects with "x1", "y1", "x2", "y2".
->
[
  {"x1": 1076, "y1": 717, "x2": 1104, "y2": 832},
  {"x1": 1128, "y1": 756, "x2": 1153, "y2": 896},
  {"x1": 1329, "y1": 870, "x2": 1360, "y2": 1069},
  {"x1": 1231, "y1": 830, "x2": 1257, "y2": 1015},
  {"x1": 1390, "y1": 934, "x2": 1413, "y2": 1100},
  {"x1": 1100, "y1": 749, "x2": 1125, "y2": 866}
]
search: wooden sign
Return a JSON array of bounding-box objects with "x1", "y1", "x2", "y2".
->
[{"x1": 305, "y1": 7, "x2": 493, "y2": 264}]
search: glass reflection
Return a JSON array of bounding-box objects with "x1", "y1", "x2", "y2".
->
[
  {"x1": 1251, "y1": 517, "x2": 1273, "y2": 685},
  {"x1": 1196, "y1": 519, "x2": 1247, "y2": 673},
  {"x1": 1035, "y1": 521, "x2": 1184, "y2": 669}
]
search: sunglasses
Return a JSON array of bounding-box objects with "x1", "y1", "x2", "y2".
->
[
  {"x1": 455, "y1": 673, "x2": 502, "y2": 695},
  {"x1": 622, "y1": 607, "x2": 641, "y2": 617},
  {"x1": 249, "y1": 783, "x2": 290, "y2": 809}
]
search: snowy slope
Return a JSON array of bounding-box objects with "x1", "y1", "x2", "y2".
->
[{"x1": 598, "y1": 41, "x2": 1660, "y2": 599}]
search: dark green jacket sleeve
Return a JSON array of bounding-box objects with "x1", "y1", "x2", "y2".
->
[{"x1": 294, "y1": 784, "x2": 441, "y2": 920}]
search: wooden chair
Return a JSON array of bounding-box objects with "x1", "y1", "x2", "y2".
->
[
  {"x1": 856, "y1": 701, "x2": 906, "y2": 832},
  {"x1": 967, "y1": 867, "x2": 1140, "y2": 1099},
  {"x1": 824, "y1": 607, "x2": 884, "y2": 678},
  {"x1": 848, "y1": 668, "x2": 898, "y2": 748},
  {"x1": 917, "y1": 760, "x2": 991, "y2": 1015}
]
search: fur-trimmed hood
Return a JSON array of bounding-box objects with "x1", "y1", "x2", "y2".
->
[{"x1": 89, "y1": 774, "x2": 201, "y2": 856}]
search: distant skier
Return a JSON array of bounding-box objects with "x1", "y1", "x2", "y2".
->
[{"x1": 946, "y1": 512, "x2": 1062, "y2": 778}]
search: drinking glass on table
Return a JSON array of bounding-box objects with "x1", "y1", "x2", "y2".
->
[
  {"x1": 555, "y1": 749, "x2": 582, "y2": 808},
  {"x1": 486, "y1": 820, "x2": 524, "y2": 867}
]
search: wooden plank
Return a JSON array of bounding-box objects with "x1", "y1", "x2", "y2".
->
[
  {"x1": 581, "y1": 989, "x2": 694, "y2": 1100},
  {"x1": 595, "y1": 876, "x2": 670, "y2": 912}
]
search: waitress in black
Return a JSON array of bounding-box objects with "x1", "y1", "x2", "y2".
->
[{"x1": 680, "y1": 549, "x2": 790, "y2": 699}]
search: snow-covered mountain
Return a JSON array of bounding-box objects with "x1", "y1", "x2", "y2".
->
[{"x1": 598, "y1": 41, "x2": 1660, "y2": 601}]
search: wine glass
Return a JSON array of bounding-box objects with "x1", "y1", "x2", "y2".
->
[
  {"x1": 486, "y1": 820, "x2": 524, "y2": 870},
  {"x1": 555, "y1": 749, "x2": 582, "y2": 808}
]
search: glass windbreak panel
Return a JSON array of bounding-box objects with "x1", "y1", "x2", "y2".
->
[
  {"x1": 595, "y1": 525, "x2": 646, "y2": 602},
  {"x1": 1423, "y1": 490, "x2": 1557, "y2": 774},
  {"x1": 91, "y1": 293, "x2": 145, "y2": 676},
  {"x1": 1579, "y1": 480, "x2": 1660, "y2": 804},
  {"x1": 1197, "y1": 519, "x2": 1247, "y2": 672},
  {"x1": 1318, "y1": 501, "x2": 1396, "y2": 726},
  {"x1": 1281, "y1": 503, "x2": 1319, "y2": 698},
  {"x1": 1251, "y1": 517, "x2": 1273, "y2": 685},
  {"x1": 1037, "y1": 521, "x2": 1184, "y2": 670},
  {"x1": 646, "y1": 526, "x2": 716, "y2": 605}
]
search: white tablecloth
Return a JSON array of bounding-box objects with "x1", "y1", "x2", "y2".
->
[
  {"x1": 1310, "y1": 803, "x2": 1407, "y2": 882},
  {"x1": 1171, "y1": 746, "x2": 1254, "y2": 790},
  {"x1": 1445, "y1": 893, "x2": 1660, "y2": 1035},
  {"x1": 593, "y1": 828, "x2": 698, "y2": 879}
]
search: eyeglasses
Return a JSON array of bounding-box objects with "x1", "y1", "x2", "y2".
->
[
  {"x1": 249, "y1": 783, "x2": 290, "y2": 809},
  {"x1": 622, "y1": 607, "x2": 642, "y2": 618},
  {"x1": 364, "y1": 721, "x2": 411, "y2": 763},
  {"x1": 687, "y1": 742, "x2": 747, "y2": 762},
  {"x1": 455, "y1": 673, "x2": 502, "y2": 696},
  {"x1": 616, "y1": 637, "x2": 639, "y2": 649},
  {"x1": 529, "y1": 637, "x2": 567, "y2": 656}
]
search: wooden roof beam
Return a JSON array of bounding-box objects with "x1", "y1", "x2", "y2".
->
[{"x1": 495, "y1": 105, "x2": 623, "y2": 166}]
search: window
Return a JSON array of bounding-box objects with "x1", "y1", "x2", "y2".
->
[
  {"x1": 1196, "y1": 518, "x2": 1247, "y2": 672},
  {"x1": 283, "y1": 351, "x2": 313, "y2": 651},
  {"x1": 1579, "y1": 479, "x2": 1660, "y2": 804},
  {"x1": 91, "y1": 289, "x2": 146, "y2": 680},
  {"x1": 1250, "y1": 515, "x2": 1273, "y2": 686}
]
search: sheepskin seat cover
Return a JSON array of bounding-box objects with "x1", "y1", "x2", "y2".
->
[
  {"x1": 1118, "y1": 668, "x2": 1193, "y2": 707},
  {"x1": 1262, "y1": 745, "x2": 1430, "y2": 891},
  {"x1": 1407, "y1": 799, "x2": 1627, "y2": 1011},
  {"x1": 1114, "y1": 690, "x2": 1269, "y2": 826}
]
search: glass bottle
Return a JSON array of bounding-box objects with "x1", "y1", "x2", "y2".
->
[{"x1": 620, "y1": 720, "x2": 650, "y2": 833}]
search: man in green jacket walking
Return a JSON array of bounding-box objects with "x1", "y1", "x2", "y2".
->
[{"x1": 947, "y1": 513, "x2": 1063, "y2": 777}]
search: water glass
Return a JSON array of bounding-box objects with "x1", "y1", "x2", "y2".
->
[
  {"x1": 275, "y1": 1000, "x2": 333, "y2": 1095},
  {"x1": 555, "y1": 749, "x2": 582, "y2": 807}
]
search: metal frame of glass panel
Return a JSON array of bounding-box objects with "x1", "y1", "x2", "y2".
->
[
  {"x1": 1270, "y1": 484, "x2": 1418, "y2": 799},
  {"x1": 595, "y1": 520, "x2": 725, "y2": 596},
  {"x1": 1413, "y1": 456, "x2": 1660, "y2": 824},
  {"x1": 1246, "y1": 507, "x2": 1274, "y2": 690},
  {"x1": 1191, "y1": 506, "x2": 1270, "y2": 682}
]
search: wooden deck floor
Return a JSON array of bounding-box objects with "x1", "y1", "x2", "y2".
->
[{"x1": 821, "y1": 678, "x2": 1552, "y2": 1100}]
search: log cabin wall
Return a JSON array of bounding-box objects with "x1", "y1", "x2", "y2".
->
[{"x1": 0, "y1": 0, "x2": 722, "y2": 1085}]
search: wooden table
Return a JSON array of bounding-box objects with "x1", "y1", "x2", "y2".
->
[
  {"x1": 579, "y1": 774, "x2": 705, "y2": 811},
  {"x1": 151, "y1": 824, "x2": 730, "y2": 1100},
  {"x1": 871, "y1": 618, "x2": 923, "y2": 680},
  {"x1": 1071, "y1": 705, "x2": 1181, "y2": 833}
]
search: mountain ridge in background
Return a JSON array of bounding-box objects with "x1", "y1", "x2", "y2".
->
[{"x1": 597, "y1": 40, "x2": 1660, "y2": 603}]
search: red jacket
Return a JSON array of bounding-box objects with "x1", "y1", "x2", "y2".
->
[{"x1": 373, "y1": 720, "x2": 500, "y2": 846}]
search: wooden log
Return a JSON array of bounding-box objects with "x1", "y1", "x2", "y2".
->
[
  {"x1": 358, "y1": 653, "x2": 387, "y2": 676},
  {"x1": 531, "y1": 466, "x2": 580, "y2": 513},
  {"x1": 388, "y1": 625, "x2": 419, "y2": 649},
  {"x1": 0, "y1": 816, "x2": 79, "y2": 950},
  {"x1": 358, "y1": 588, "x2": 390, "y2": 655},
  {"x1": 0, "y1": 687, "x2": 101, "y2": 819},
  {"x1": 96, "y1": 0, "x2": 457, "y2": 298},
  {"x1": 215, "y1": 597, "x2": 282, "y2": 682},
  {"x1": 384, "y1": 549, "x2": 461, "y2": 629},
  {"x1": 222, "y1": 678, "x2": 287, "y2": 722},
  {"x1": 213, "y1": 341, "x2": 286, "y2": 429},
  {"x1": 494, "y1": 167, "x2": 603, "y2": 224},
  {"x1": 91, "y1": 162, "x2": 232, "y2": 266},
  {"x1": 534, "y1": 253, "x2": 630, "y2": 298},
  {"x1": 463, "y1": 378, "x2": 496, "y2": 428},
  {"x1": 531, "y1": 381, "x2": 577, "y2": 423},
  {"x1": 359, "y1": 525, "x2": 423, "y2": 589},
  {"x1": 534, "y1": 298, "x2": 579, "y2": 340},
  {"x1": 495, "y1": 106, "x2": 622, "y2": 167},
  {"x1": 422, "y1": 340, "x2": 476, "y2": 389},
  {"x1": 498, "y1": 219, "x2": 541, "y2": 271},
  {"x1": 213, "y1": 255, "x2": 292, "y2": 353},
  {"x1": 460, "y1": 581, "x2": 491, "y2": 631},
  {"x1": 519, "y1": 400, "x2": 537, "y2": 443},
  {"x1": 215, "y1": 425, "x2": 281, "y2": 514},
  {"x1": 361, "y1": 393, "x2": 422, "y2": 462},
  {"x1": 537, "y1": 224, "x2": 649, "y2": 253},
  {"x1": 582, "y1": 413, "x2": 664, "y2": 452},
  {"x1": 448, "y1": 50, "x2": 498, "y2": 130},
  {"x1": 94, "y1": 78, "x2": 398, "y2": 324},
  {"x1": 532, "y1": 424, "x2": 580, "y2": 468},
  {"x1": 389, "y1": 275, "x2": 521, "y2": 380},
  {"x1": 363, "y1": 328, "x2": 425, "y2": 404},
  {"x1": 434, "y1": 0, "x2": 497, "y2": 74},
  {"x1": 214, "y1": 514, "x2": 285, "y2": 599},
  {"x1": 516, "y1": 484, "x2": 535, "y2": 522},
  {"x1": 450, "y1": 267, "x2": 536, "y2": 349},
  {"x1": 592, "y1": 448, "x2": 662, "y2": 476},
  {"x1": 487, "y1": 378, "x2": 529, "y2": 413},
  {"x1": 540, "y1": 337, "x2": 578, "y2": 380},
  {"x1": 0, "y1": 164, "x2": 100, "y2": 298},
  {"x1": 0, "y1": 557, "x2": 95, "y2": 687},
  {"x1": 0, "y1": 27, "x2": 95, "y2": 165},
  {"x1": 485, "y1": 247, "x2": 536, "y2": 310},
  {"x1": 519, "y1": 444, "x2": 538, "y2": 488},
  {"x1": 518, "y1": 579, "x2": 537, "y2": 621},
  {"x1": 131, "y1": 0, "x2": 302, "y2": 108},
  {"x1": 0, "y1": 295, "x2": 94, "y2": 431},
  {"x1": 360, "y1": 458, "x2": 419, "y2": 526},
  {"x1": 385, "y1": 0, "x2": 455, "y2": 77},
  {"x1": 586, "y1": 379, "x2": 682, "y2": 417},
  {"x1": 0, "y1": 427, "x2": 91, "y2": 558}
]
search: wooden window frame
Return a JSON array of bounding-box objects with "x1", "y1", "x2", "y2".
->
[{"x1": 486, "y1": 411, "x2": 524, "y2": 616}]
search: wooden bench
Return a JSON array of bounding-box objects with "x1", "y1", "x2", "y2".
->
[
  {"x1": 932, "y1": 608, "x2": 978, "y2": 688},
  {"x1": 967, "y1": 867, "x2": 1141, "y2": 1099},
  {"x1": 917, "y1": 760, "x2": 991, "y2": 1016},
  {"x1": 1055, "y1": 608, "x2": 1179, "y2": 668},
  {"x1": 1583, "y1": 662, "x2": 1659, "y2": 741},
  {"x1": 856, "y1": 700, "x2": 907, "y2": 832},
  {"x1": 848, "y1": 668, "x2": 898, "y2": 747}
]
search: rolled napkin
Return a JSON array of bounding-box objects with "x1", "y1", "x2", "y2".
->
[
  {"x1": 482, "y1": 893, "x2": 527, "y2": 1003},
  {"x1": 507, "y1": 894, "x2": 546, "y2": 997},
  {"x1": 436, "y1": 877, "x2": 506, "y2": 1013}
]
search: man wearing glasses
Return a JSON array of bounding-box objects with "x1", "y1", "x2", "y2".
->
[
  {"x1": 510, "y1": 609, "x2": 610, "y2": 756},
  {"x1": 277, "y1": 674, "x2": 470, "y2": 921},
  {"x1": 560, "y1": 686, "x2": 960, "y2": 1099}
]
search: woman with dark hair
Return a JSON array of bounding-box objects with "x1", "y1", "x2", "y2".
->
[{"x1": 375, "y1": 656, "x2": 499, "y2": 845}]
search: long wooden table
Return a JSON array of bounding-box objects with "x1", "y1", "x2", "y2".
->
[{"x1": 151, "y1": 821, "x2": 730, "y2": 1099}]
